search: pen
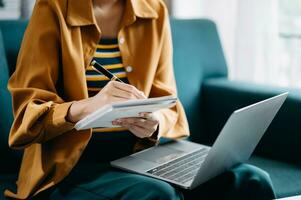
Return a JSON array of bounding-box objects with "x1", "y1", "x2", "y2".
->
[{"x1": 90, "y1": 60, "x2": 124, "y2": 83}]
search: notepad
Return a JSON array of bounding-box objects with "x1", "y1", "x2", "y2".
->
[{"x1": 74, "y1": 96, "x2": 177, "y2": 130}]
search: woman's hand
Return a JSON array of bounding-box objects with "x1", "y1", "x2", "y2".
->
[
  {"x1": 67, "y1": 81, "x2": 146, "y2": 123},
  {"x1": 112, "y1": 112, "x2": 160, "y2": 138}
]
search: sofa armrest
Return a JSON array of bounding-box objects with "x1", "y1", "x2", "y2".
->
[{"x1": 202, "y1": 78, "x2": 301, "y2": 165}]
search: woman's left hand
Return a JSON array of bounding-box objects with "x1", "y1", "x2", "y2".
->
[{"x1": 112, "y1": 112, "x2": 159, "y2": 138}]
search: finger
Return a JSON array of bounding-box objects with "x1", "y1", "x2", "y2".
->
[
  {"x1": 114, "y1": 121, "x2": 146, "y2": 136},
  {"x1": 111, "y1": 81, "x2": 146, "y2": 99},
  {"x1": 139, "y1": 112, "x2": 160, "y2": 123},
  {"x1": 107, "y1": 96, "x2": 132, "y2": 104},
  {"x1": 137, "y1": 91, "x2": 147, "y2": 99},
  {"x1": 120, "y1": 117, "x2": 158, "y2": 127},
  {"x1": 119, "y1": 121, "x2": 156, "y2": 138},
  {"x1": 139, "y1": 112, "x2": 153, "y2": 119},
  {"x1": 128, "y1": 125, "x2": 152, "y2": 138},
  {"x1": 110, "y1": 87, "x2": 139, "y2": 100},
  {"x1": 118, "y1": 117, "x2": 144, "y2": 123},
  {"x1": 118, "y1": 118, "x2": 158, "y2": 134}
]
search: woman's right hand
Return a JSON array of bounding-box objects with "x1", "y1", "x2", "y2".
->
[{"x1": 67, "y1": 81, "x2": 146, "y2": 123}]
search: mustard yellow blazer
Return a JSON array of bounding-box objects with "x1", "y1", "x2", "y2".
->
[{"x1": 6, "y1": 0, "x2": 189, "y2": 199}]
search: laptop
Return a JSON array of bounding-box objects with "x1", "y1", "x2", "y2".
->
[{"x1": 111, "y1": 92, "x2": 288, "y2": 190}]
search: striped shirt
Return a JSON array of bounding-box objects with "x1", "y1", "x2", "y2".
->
[
  {"x1": 86, "y1": 38, "x2": 129, "y2": 97},
  {"x1": 86, "y1": 38, "x2": 129, "y2": 132}
]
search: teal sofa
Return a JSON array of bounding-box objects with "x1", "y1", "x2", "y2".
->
[{"x1": 1, "y1": 19, "x2": 301, "y2": 199}]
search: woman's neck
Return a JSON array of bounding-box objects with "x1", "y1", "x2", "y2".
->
[{"x1": 92, "y1": 0, "x2": 126, "y2": 38}]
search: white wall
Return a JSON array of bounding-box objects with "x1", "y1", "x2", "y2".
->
[
  {"x1": 0, "y1": 0, "x2": 35, "y2": 19},
  {"x1": 0, "y1": 0, "x2": 21, "y2": 19}
]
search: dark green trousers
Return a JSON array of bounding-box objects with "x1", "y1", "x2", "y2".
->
[{"x1": 33, "y1": 132, "x2": 276, "y2": 200}]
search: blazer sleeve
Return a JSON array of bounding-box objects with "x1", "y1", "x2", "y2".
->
[
  {"x1": 7, "y1": 1, "x2": 74, "y2": 149},
  {"x1": 149, "y1": 4, "x2": 190, "y2": 139}
]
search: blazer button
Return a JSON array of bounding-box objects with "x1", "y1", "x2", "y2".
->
[
  {"x1": 125, "y1": 65, "x2": 133, "y2": 73},
  {"x1": 119, "y1": 37, "x2": 125, "y2": 44}
]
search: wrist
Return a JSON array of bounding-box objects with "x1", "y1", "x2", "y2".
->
[{"x1": 67, "y1": 98, "x2": 91, "y2": 123}]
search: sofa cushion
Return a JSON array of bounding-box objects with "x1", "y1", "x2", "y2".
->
[
  {"x1": 0, "y1": 20, "x2": 27, "y2": 75},
  {"x1": 0, "y1": 30, "x2": 22, "y2": 173},
  {"x1": 171, "y1": 19, "x2": 228, "y2": 143},
  {"x1": 249, "y1": 156, "x2": 301, "y2": 198},
  {"x1": 202, "y1": 78, "x2": 301, "y2": 165}
]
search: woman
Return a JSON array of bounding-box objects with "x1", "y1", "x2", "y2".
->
[{"x1": 5, "y1": 0, "x2": 275, "y2": 199}]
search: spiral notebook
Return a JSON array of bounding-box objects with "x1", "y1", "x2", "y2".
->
[{"x1": 74, "y1": 96, "x2": 177, "y2": 130}]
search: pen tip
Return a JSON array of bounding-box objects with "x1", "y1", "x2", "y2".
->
[{"x1": 91, "y1": 60, "x2": 96, "y2": 65}]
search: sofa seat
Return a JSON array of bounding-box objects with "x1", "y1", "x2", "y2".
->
[{"x1": 249, "y1": 156, "x2": 301, "y2": 198}]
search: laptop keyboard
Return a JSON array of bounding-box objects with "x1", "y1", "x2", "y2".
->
[{"x1": 146, "y1": 148, "x2": 209, "y2": 184}]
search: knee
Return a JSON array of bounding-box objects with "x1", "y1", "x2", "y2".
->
[
  {"x1": 232, "y1": 164, "x2": 272, "y2": 188},
  {"x1": 133, "y1": 177, "x2": 182, "y2": 200},
  {"x1": 231, "y1": 164, "x2": 275, "y2": 199}
]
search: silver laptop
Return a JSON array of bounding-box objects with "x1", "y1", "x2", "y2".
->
[{"x1": 111, "y1": 92, "x2": 288, "y2": 189}]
